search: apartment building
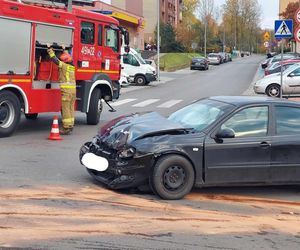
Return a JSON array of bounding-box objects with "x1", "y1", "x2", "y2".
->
[
  {"x1": 112, "y1": 0, "x2": 183, "y2": 44},
  {"x1": 81, "y1": 0, "x2": 145, "y2": 50}
]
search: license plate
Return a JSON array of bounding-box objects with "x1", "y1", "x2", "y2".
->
[{"x1": 82, "y1": 153, "x2": 109, "y2": 172}]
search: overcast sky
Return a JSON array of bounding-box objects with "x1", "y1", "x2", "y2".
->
[
  {"x1": 100, "y1": 0, "x2": 279, "y2": 30},
  {"x1": 216, "y1": 0, "x2": 279, "y2": 30}
]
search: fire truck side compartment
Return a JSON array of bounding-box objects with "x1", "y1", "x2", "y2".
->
[{"x1": 0, "y1": 17, "x2": 31, "y2": 75}]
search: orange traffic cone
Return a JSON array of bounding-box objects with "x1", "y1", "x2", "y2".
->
[{"x1": 48, "y1": 116, "x2": 63, "y2": 140}]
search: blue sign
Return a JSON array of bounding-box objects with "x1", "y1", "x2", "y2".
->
[{"x1": 274, "y1": 20, "x2": 293, "y2": 39}]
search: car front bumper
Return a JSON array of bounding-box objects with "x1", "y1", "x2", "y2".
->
[
  {"x1": 145, "y1": 73, "x2": 157, "y2": 82},
  {"x1": 79, "y1": 142, "x2": 154, "y2": 189}
]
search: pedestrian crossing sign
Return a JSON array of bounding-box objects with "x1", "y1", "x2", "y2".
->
[{"x1": 274, "y1": 20, "x2": 293, "y2": 39}]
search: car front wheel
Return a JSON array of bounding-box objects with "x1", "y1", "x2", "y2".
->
[
  {"x1": 151, "y1": 155, "x2": 195, "y2": 200},
  {"x1": 135, "y1": 75, "x2": 146, "y2": 85},
  {"x1": 266, "y1": 84, "x2": 280, "y2": 97}
]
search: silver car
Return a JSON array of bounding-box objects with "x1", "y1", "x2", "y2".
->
[
  {"x1": 208, "y1": 53, "x2": 221, "y2": 65},
  {"x1": 254, "y1": 63, "x2": 300, "y2": 97}
]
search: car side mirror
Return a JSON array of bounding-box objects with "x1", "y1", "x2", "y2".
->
[
  {"x1": 289, "y1": 72, "x2": 295, "y2": 77},
  {"x1": 215, "y1": 128, "x2": 235, "y2": 140}
]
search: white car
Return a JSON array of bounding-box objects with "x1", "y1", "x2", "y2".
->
[
  {"x1": 254, "y1": 63, "x2": 300, "y2": 97},
  {"x1": 119, "y1": 72, "x2": 131, "y2": 87}
]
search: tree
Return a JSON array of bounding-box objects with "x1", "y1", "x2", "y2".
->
[
  {"x1": 280, "y1": 2, "x2": 298, "y2": 21},
  {"x1": 198, "y1": 0, "x2": 215, "y2": 56},
  {"x1": 155, "y1": 22, "x2": 184, "y2": 52},
  {"x1": 176, "y1": 0, "x2": 202, "y2": 52},
  {"x1": 222, "y1": 0, "x2": 261, "y2": 52}
]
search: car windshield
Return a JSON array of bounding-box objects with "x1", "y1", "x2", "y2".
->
[
  {"x1": 284, "y1": 63, "x2": 300, "y2": 74},
  {"x1": 133, "y1": 51, "x2": 146, "y2": 65},
  {"x1": 192, "y1": 58, "x2": 204, "y2": 62},
  {"x1": 208, "y1": 54, "x2": 218, "y2": 58},
  {"x1": 168, "y1": 99, "x2": 233, "y2": 131}
]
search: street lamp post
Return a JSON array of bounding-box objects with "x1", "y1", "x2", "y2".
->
[{"x1": 157, "y1": 0, "x2": 160, "y2": 82}]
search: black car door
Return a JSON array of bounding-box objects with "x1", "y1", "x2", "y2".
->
[
  {"x1": 270, "y1": 105, "x2": 300, "y2": 183},
  {"x1": 204, "y1": 105, "x2": 271, "y2": 185}
]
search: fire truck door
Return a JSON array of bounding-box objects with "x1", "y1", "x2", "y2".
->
[
  {"x1": 102, "y1": 25, "x2": 120, "y2": 77},
  {"x1": 78, "y1": 20, "x2": 98, "y2": 72}
]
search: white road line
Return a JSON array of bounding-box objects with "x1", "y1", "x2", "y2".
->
[
  {"x1": 157, "y1": 100, "x2": 183, "y2": 108},
  {"x1": 111, "y1": 98, "x2": 137, "y2": 106},
  {"x1": 132, "y1": 99, "x2": 160, "y2": 107}
]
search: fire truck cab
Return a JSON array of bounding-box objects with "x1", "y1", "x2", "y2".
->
[{"x1": 0, "y1": 0, "x2": 129, "y2": 137}]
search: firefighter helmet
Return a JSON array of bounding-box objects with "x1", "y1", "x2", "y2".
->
[{"x1": 60, "y1": 53, "x2": 72, "y2": 63}]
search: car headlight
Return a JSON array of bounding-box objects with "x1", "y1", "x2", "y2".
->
[{"x1": 118, "y1": 147, "x2": 136, "y2": 159}]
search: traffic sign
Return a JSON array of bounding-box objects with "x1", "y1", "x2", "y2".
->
[
  {"x1": 295, "y1": 8, "x2": 300, "y2": 24},
  {"x1": 263, "y1": 31, "x2": 270, "y2": 41},
  {"x1": 294, "y1": 26, "x2": 300, "y2": 43},
  {"x1": 264, "y1": 41, "x2": 269, "y2": 48},
  {"x1": 274, "y1": 20, "x2": 293, "y2": 39}
]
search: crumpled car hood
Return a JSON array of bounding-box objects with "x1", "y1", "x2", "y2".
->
[{"x1": 98, "y1": 112, "x2": 189, "y2": 149}]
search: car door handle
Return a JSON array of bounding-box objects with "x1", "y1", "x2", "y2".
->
[{"x1": 260, "y1": 141, "x2": 270, "y2": 149}]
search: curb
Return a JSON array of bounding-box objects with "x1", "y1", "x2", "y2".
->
[{"x1": 242, "y1": 62, "x2": 264, "y2": 96}]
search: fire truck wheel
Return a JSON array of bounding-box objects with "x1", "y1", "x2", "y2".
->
[
  {"x1": 0, "y1": 91, "x2": 21, "y2": 138},
  {"x1": 87, "y1": 88, "x2": 102, "y2": 125},
  {"x1": 25, "y1": 113, "x2": 38, "y2": 120}
]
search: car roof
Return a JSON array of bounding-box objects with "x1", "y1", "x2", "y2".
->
[{"x1": 208, "y1": 96, "x2": 300, "y2": 106}]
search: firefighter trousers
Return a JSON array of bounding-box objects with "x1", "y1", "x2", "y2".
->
[{"x1": 61, "y1": 88, "x2": 76, "y2": 129}]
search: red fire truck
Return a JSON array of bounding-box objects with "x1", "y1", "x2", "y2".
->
[{"x1": 0, "y1": 0, "x2": 129, "y2": 137}]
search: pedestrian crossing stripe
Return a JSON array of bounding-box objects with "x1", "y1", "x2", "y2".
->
[
  {"x1": 111, "y1": 98, "x2": 183, "y2": 108},
  {"x1": 274, "y1": 20, "x2": 293, "y2": 38}
]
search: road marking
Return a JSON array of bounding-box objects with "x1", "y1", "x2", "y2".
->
[
  {"x1": 157, "y1": 100, "x2": 182, "y2": 108},
  {"x1": 132, "y1": 99, "x2": 160, "y2": 107},
  {"x1": 111, "y1": 98, "x2": 137, "y2": 106}
]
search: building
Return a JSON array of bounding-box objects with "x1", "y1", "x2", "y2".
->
[
  {"x1": 81, "y1": 0, "x2": 145, "y2": 50},
  {"x1": 279, "y1": 0, "x2": 297, "y2": 13},
  {"x1": 112, "y1": 0, "x2": 183, "y2": 44},
  {"x1": 279, "y1": 0, "x2": 299, "y2": 52}
]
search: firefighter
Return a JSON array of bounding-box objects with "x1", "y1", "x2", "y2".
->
[{"x1": 46, "y1": 43, "x2": 76, "y2": 135}]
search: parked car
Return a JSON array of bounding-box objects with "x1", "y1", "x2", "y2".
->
[
  {"x1": 207, "y1": 53, "x2": 221, "y2": 65},
  {"x1": 261, "y1": 53, "x2": 299, "y2": 69},
  {"x1": 79, "y1": 96, "x2": 300, "y2": 200},
  {"x1": 218, "y1": 52, "x2": 227, "y2": 63},
  {"x1": 190, "y1": 57, "x2": 209, "y2": 70},
  {"x1": 226, "y1": 53, "x2": 232, "y2": 62},
  {"x1": 265, "y1": 59, "x2": 300, "y2": 76},
  {"x1": 121, "y1": 47, "x2": 156, "y2": 85},
  {"x1": 254, "y1": 63, "x2": 300, "y2": 97}
]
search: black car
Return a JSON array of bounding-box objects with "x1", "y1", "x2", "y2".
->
[
  {"x1": 190, "y1": 57, "x2": 209, "y2": 70},
  {"x1": 80, "y1": 96, "x2": 300, "y2": 200}
]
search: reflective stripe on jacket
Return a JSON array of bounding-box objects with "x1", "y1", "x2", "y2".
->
[{"x1": 47, "y1": 48, "x2": 76, "y2": 88}]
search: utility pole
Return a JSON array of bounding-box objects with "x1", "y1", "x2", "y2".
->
[
  {"x1": 157, "y1": 0, "x2": 160, "y2": 81},
  {"x1": 204, "y1": 16, "x2": 207, "y2": 57}
]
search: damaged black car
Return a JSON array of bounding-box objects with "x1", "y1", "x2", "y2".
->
[{"x1": 79, "y1": 96, "x2": 300, "y2": 200}]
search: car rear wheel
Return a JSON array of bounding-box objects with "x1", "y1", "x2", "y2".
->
[
  {"x1": 151, "y1": 155, "x2": 195, "y2": 200},
  {"x1": 266, "y1": 84, "x2": 280, "y2": 97}
]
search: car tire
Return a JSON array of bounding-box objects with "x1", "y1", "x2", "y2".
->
[
  {"x1": 0, "y1": 91, "x2": 21, "y2": 138},
  {"x1": 266, "y1": 84, "x2": 281, "y2": 98},
  {"x1": 151, "y1": 155, "x2": 195, "y2": 200},
  {"x1": 25, "y1": 113, "x2": 38, "y2": 120},
  {"x1": 135, "y1": 75, "x2": 146, "y2": 85},
  {"x1": 87, "y1": 88, "x2": 102, "y2": 125}
]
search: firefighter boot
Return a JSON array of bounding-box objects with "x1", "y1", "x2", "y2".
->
[{"x1": 60, "y1": 127, "x2": 73, "y2": 135}]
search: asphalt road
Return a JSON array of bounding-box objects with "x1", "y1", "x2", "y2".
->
[{"x1": 1, "y1": 54, "x2": 300, "y2": 249}]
